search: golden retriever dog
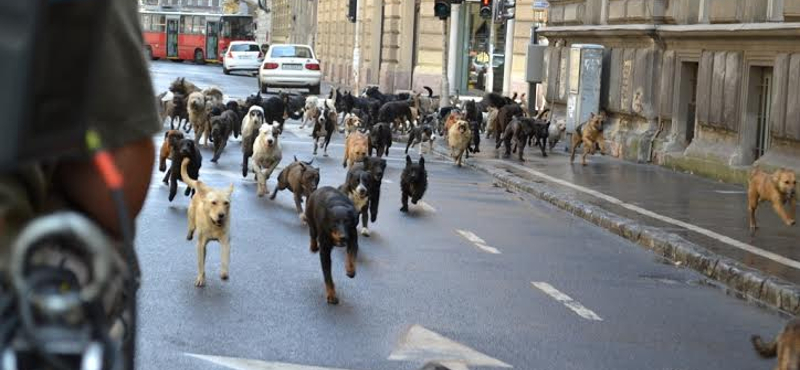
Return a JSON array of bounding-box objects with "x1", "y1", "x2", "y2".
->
[
  {"x1": 252, "y1": 122, "x2": 283, "y2": 197},
  {"x1": 188, "y1": 91, "x2": 211, "y2": 146},
  {"x1": 343, "y1": 113, "x2": 362, "y2": 138},
  {"x1": 448, "y1": 119, "x2": 472, "y2": 167},
  {"x1": 570, "y1": 111, "x2": 607, "y2": 166},
  {"x1": 749, "y1": 167, "x2": 797, "y2": 232},
  {"x1": 752, "y1": 319, "x2": 800, "y2": 370},
  {"x1": 343, "y1": 131, "x2": 370, "y2": 168},
  {"x1": 181, "y1": 157, "x2": 234, "y2": 287}
]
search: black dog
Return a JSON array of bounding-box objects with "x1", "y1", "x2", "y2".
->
[
  {"x1": 405, "y1": 124, "x2": 435, "y2": 155},
  {"x1": 339, "y1": 166, "x2": 375, "y2": 236},
  {"x1": 167, "y1": 138, "x2": 202, "y2": 201},
  {"x1": 280, "y1": 91, "x2": 305, "y2": 120},
  {"x1": 313, "y1": 107, "x2": 337, "y2": 156},
  {"x1": 364, "y1": 86, "x2": 410, "y2": 105},
  {"x1": 305, "y1": 186, "x2": 359, "y2": 305},
  {"x1": 210, "y1": 110, "x2": 236, "y2": 163},
  {"x1": 400, "y1": 155, "x2": 428, "y2": 213},
  {"x1": 500, "y1": 117, "x2": 548, "y2": 161},
  {"x1": 349, "y1": 156, "x2": 386, "y2": 236},
  {"x1": 245, "y1": 91, "x2": 287, "y2": 132},
  {"x1": 336, "y1": 91, "x2": 381, "y2": 124},
  {"x1": 483, "y1": 92, "x2": 513, "y2": 109},
  {"x1": 369, "y1": 122, "x2": 392, "y2": 157},
  {"x1": 494, "y1": 103, "x2": 524, "y2": 148},
  {"x1": 225, "y1": 101, "x2": 244, "y2": 138},
  {"x1": 378, "y1": 101, "x2": 414, "y2": 132}
]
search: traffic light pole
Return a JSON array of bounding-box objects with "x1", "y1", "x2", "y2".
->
[{"x1": 440, "y1": 18, "x2": 450, "y2": 109}]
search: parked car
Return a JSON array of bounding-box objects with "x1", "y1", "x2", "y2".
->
[
  {"x1": 258, "y1": 44, "x2": 322, "y2": 95},
  {"x1": 222, "y1": 41, "x2": 263, "y2": 75}
]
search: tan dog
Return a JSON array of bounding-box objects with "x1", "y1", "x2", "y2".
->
[
  {"x1": 187, "y1": 91, "x2": 210, "y2": 146},
  {"x1": 343, "y1": 113, "x2": 362, "y2": 138},
  {"x1": 343, "y1": 131, "x2": 370, "y2": 168},
  {"x1": 252, "y1": 122, "x2": 283, "y2": 197},
  {"x1": 448, "y1": 119, "x2": 472, "y2": 167},
  {"x1": 748, "y1": 167, "x2": 797, "y2": 232},
  {"x1": 444, "y1": 111, "x2": 464, "y2": 138},
  {"x1": 752, "y1": 319, "x2": 800, "y2": 370},
  {"x1": 570, "y1": 111, "x2": 607, "y2": 166},
  {"x1": 181, "y1": 157, "x2": 234, "y2": 287},
  {"x1": 159, "y1": 130, "x2": 184, "y2": 172},
  {"x1": 485, "y1": 107, "x2": 499, "y2": 139}
]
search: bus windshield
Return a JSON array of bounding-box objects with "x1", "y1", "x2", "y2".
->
[{"x1": 222, "y1": 16, "x2": 253, "y2": 39}]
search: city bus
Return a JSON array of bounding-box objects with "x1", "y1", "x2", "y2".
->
[{"x1": 140, "y1": 10, "x2": 254, "y2": 63}]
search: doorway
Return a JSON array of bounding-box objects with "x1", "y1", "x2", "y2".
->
[
  {"x1": 457, "y1": 3, "x2": 491, "y2": 95},
  {"x1": 750, "y1": 67, "x2": 773, "y2": 159},
  {"x1": 677, "y1": 61, "x2": 698, "y2": 145},
  {"x1": 166, "y1": 18, "x2": 179, "y2": 58},
  {"x1": 206, "y1": 20, "x2": 219, "y2": 60}
]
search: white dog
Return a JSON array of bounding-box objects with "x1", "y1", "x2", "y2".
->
[{"x1": 252, "y1": 122, "x2": 283, "y2": 197}]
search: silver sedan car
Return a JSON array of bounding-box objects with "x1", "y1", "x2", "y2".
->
[{"x1": 258, "y1": 44, "x2": 322, "y2": 95}]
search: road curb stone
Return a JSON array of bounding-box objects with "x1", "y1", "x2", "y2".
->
[{"x1": 421, "y1": 140, "x2": 800, "y2": 315}]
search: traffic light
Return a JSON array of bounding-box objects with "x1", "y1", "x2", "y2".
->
[
  {"x1": 496, "y1": 0, "x2": 516, "y2": 22},
  {"x1": 480, "y1": 0, "x2": 492, "y2": 19},
  {"x1": 434, "y1": 0, "x2": 450, "y2": 20}
]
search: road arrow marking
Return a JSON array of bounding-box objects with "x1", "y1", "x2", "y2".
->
[
  {"x1": 388, "y1": 325, "x2": 512, "y2": 369},
  {"x1": 185, "y1": 353, "x2": 358, "y2": 370},
  {"x1": 531, "y1": 282, "x2": 603, "y2": 321},
  {"x1": 418, "y1": 201, "x2": 437, "y2": 213},
  {"x1": 456, "y1": 230, "x2": 500, "y2": 254}
]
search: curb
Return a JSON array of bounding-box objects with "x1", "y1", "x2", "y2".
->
[{"x1": 419, "y1": 139, "x2": 800, "y2": 315}]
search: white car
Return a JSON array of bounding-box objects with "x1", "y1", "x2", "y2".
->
[
  {"x1": 222, "y1": 41, "x2": 263, "y2": 75},
  {"x1": 258, "y1": 44, "x2": 322, "y2": 95}
]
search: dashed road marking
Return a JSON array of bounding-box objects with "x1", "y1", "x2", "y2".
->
[
  {"x1": 456, "y1": 230, "x2": 500, "y2": 254},
  {"x1": 185, "y1": 353, "x2": 356, "y2": 370},
  {"x1": 531, "y1": 282, "x2": 603, "y2": 321},
  {"x1": 500, "y1": 162, "x2": 800, "y2": 271},
  {"x1": 418, "y1": 200, "x2": 437, "y2": 213}
]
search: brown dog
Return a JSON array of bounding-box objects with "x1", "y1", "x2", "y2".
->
[
  {"x1": 444, "y1": 111, "x2": 464, "y2": 136},
  {"x1": 343, "y1": 131, "x2": 370, "y2": 168},
  {"x1": 270, "y1": 156, "x2": 320, "y2": 223},
  {"x1": 448, "y1": 119, "x2": 472, "y2": 167},
  {"x1": 159, "y1": 130, "x2": 184, "y2": 172},
  {"x1": 570, "y1": 111, "x2": 607, "y2": 166},
  {"x1": 748, "y1": 167, "x2": 797, "y2": 232},
  {"x1": 752, "y1": 319, "x2": 800, "y2": 370},
  {"x1": 181, "y1": 157, "x2": 234, "y2": 287}
]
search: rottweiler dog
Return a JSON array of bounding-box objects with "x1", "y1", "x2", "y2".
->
[
  {"x1": 210, "y1": 110, "x2": 236, "y2": 163},
  {"x1": 339, "y1": 166, "x2": 375, "y2": 236},
  {"x1": 271, "y1": 156, "x2": 320, "y2": 222},
  {"x1": 305, "y1": 187, "x2": 359, "y2": 305},
  {"x1": 400, "y1": 155, "x2": 428, "y2": 213},
  {"x1": 167, "y1": 138, "x2": 202, "y2": 202},
  {"x1": 369, "y1": 122, "x2": 392, "y2": 158}
]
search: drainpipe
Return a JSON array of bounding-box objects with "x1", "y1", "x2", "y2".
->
[
  {"x1": 502, "y1": 18, "x2": 515, "y2": 96},
  {"x1": 352, "y1": 0, "x2": 363, "y2": 92},
  {"x1": 448, "y1": 3, "x2": 461, "y2": 95}
]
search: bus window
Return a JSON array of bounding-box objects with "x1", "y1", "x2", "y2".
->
[
  {"x1": 180, "y1": 15, "x2": 188, "y2": 33},
  {"x1": 193, "y1": 15, "x2": 205, "y2": 34},
  {"x1": 141, "y1": 14, "x2": 151, "y2": 31},
  {"x1": 156, "y1": 15, "x2": 166, "y2": 32},
  {"x1": 222, "y1": 16, "x2": 254, "y2": 40}
]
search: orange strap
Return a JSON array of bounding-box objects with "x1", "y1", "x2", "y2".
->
[{"x1": 93, "y1": 151, "x2": 124, "y2": 189}]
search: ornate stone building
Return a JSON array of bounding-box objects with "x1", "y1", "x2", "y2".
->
[
  {"x1": 270, "y1": 0, "x2": 318, "y2": 45},
  {"x1": 314, "y1": 0, "x2": 539, "y2": 97},
  {"x1": 541, "y1": 0, "x2": 800, "y2": 183}
]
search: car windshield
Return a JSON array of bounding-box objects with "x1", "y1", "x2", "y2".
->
[
  {"x1": 270, "y1": 46, "x2": 313, "y2": 58},
  {"x1": 231, "y1": 44, "x2": 260, "y2": 52}
]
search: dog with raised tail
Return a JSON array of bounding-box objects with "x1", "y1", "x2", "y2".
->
[
  {"x1": 181, "y1": 157, "x2": 234, "y2": 288},
  {"x1": 252, "y1": 122, "x2": 283, "y2": 197}
]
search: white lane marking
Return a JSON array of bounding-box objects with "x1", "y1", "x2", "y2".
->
[
  {"x1": 388, "y1": 325, "x2": 512, "y2": 368},
  {"x1": 418, "y1": 200, "x2": 437, "y2": 213},
  {"x1": 185, "y1": 353, "x2": 356, "y2": 370},
  {"x1": 456, "y1": 229, "x2": 500, "y2": 254},
  {"x1": 383, "y1": 179, "x2": 394, "y2": 184},
  {"x1": 499, "y1": 161, "x2": 800, "y2": 271},
  {"x1": 713, "y1": 190, "x2": 746, "y2": 194},
  {"x1": 531, "y1": 282, "x2": 603, "y2": 321}
]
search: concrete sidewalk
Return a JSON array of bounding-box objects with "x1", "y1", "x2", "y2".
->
[{"x1": 417, "y1": 136, "x2": 800, "y2": 314}]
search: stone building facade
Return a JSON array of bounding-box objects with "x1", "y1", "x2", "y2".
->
[
  {"x1": 314, "y1": 0, "x2": 539, "y2": 97},
  {"x1": 541, "y1": 0, "x2": 800, "y2": 183},
  {"x1": 270, "y1": 0, "x2": 318, "y2": 45}
]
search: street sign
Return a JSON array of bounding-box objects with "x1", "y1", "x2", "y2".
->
[{"x1": 533, "y1": 1, "x2": 549, "y2": 9}]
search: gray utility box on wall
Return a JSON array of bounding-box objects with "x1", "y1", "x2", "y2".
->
[
  {"x1": 565, "y1": 44, "x2": 604, "y2": 133},
  {"x1": 526, "y1": 44, "x2": 547, "y2": 83}
]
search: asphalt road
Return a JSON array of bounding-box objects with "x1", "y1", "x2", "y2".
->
[{"x1": 136, "y1": 61, "x2": 787, "y2": 370}]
